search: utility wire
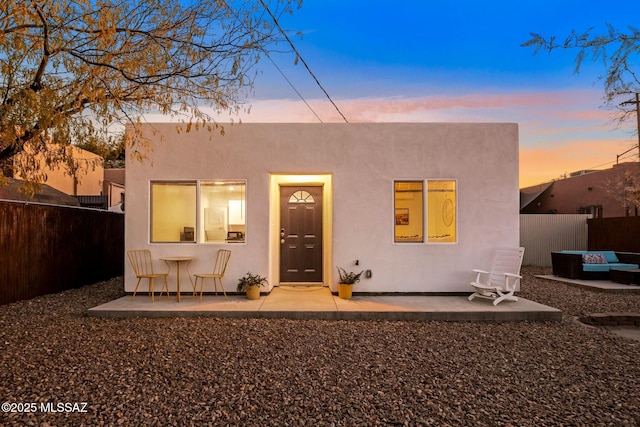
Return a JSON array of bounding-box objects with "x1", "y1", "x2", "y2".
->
[
  {"x1": 259, "y1": 0, "x2": 349, "y2": 123},
  {"x1": 223, "y1": 0, "x2": 323, "y2": 122},
  {"x1": 266, "y1": 54, "x2": 324, "y2": 123},
  {"x1": 553, "y1": 150, "x2": 636, "y2": 183}
]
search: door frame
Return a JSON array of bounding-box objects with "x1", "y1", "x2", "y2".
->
[{"x1": 269, "y1": 174, "x2": 333, "y2": 287}]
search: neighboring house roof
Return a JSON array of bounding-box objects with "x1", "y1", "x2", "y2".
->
[
  {"x1": 104, "y1": 168, "x2": 125, "y2": 186},
  {"x1": 520, "y1": 182, "x2": 553, "y2": 210},
  {"x1": 519, "y1": 162, "x2": 640, "y2": 217},
  {"x1": 0, "y1": 178, "x2": 81, "y2": 207},
  {"x1": 103, "y1": 168, "x2": 125, "y2": 205}
]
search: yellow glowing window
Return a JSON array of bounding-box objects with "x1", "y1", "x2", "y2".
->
[
  {"x1": 394, "y1": 181, "x2": 424, "y2": 243},
  {"x1": 150, "y1": 181, "x2": 197, "y2": 243},
  {"x1": 201, "y1": 181, "x2": 246, "y2": 243},
  {"x1": 289, "y1": 190, "x2": 315, "y2": 204},
  {"x1": 427, "y1": 180, "x2": 457, "y2": 243},
  {"x1": 150, "y1": 180, "x2": 247, "y2": 244}
]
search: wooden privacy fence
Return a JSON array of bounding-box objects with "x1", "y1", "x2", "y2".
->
[
  {"x1": 588, "y1": 216, "x2": 640, "y2": 253},
  {"x1": 0, "y1": 200, "x2": 124, "y2": 305}
]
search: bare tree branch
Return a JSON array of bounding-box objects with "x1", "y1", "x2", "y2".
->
[{"x1": 522, "y1": 24, "x2": 640, "y2": 121}]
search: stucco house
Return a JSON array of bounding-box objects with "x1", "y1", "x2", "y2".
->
[
  {"x1": 125, "y1": 122, "x2": 520, "y2": 295},
  {"x1": 520, "y1": 162, "x2": 640, "y2": 218},
  {"x1": 104, "y1": 168, "x2": 125, "y2": 212},
  {"x1": 13, "y1": 144, "x2": 104, "y2": 197}
]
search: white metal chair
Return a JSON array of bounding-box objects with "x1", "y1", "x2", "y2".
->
[
  {"x1": 127, "y1": 249, "x2": 169, "y2": 303},
  {"x1": 468, "y1": 247, "x2": 525, "y2": 306},
  {"x1": 193, "y1": 249, "x2": 232, "y2": 302}
]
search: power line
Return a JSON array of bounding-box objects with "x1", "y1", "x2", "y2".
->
[
  {"x1": 223, "y1": 1, "x2": 323, "y2": 122},
  {"x1": 259, "y1": 0, "x2": 349, "y2": 123},
  {"x1": 264, "y1": 54, "x2": 324, "y2": 123},
  {"x1": 561, "y1": 150, "x2": 636, "y2": 180}
]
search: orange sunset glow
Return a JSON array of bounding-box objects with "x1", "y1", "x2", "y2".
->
[{"x1": 186, "y1": 91, "x2": 639, "y2": 189}]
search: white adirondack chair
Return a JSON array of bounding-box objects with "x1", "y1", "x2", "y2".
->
[{"x1": 468, "y1": 247, "x2": 525, "y2": 306}]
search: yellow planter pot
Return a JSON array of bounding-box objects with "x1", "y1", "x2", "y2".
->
[
  {"x1": 246, "y1": 285, "x2": 261, "y2": 300},
  {"x1": 338, "y1": 283, "x2": 353, "y2": 299}
]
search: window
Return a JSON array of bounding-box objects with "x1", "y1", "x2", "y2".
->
[
  {"x1": 394, "y1": 181, "x2": 424, "y2": 243},
  {"x1": 393, "y1": 179, "x2": 457, "y2": 244},
  {"x1": 150, "y1": 180, "x2": 246, "y2": 243},
  {"x1": 578, "y1": 205, "x2": 602, "y2": 218},
  {"x1": 289, "y1": 190, "x2": 315, "y2": 203},
  {"x1": 201, "y1": 181, "x2": 246, "y2": 243},
  {"x1": 427, "y1": 180, "x2": 457, "y2": 243},
  {"x1": 151, "y1": 182, "x2": 196, "y2": 243}
]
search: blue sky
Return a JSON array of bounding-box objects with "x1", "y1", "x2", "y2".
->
[
  {"x1": 220, "y1": 1, "x2": 640, "y2": 187},
  {"x1": 257, "y1": 1, "x2": 603, "y2": 97}
]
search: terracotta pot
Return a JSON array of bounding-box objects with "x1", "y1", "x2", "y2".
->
[
  {"x1": 246, "y1": 285, "x2": 261, "y2": 300},
  {"x1": 338, "y1": 283, "x2": 353, "y2": 299}
]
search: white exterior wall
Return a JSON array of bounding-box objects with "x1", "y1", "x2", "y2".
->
[{"x1": 125, "y1": 122, "x2": 519, "y2": 293}]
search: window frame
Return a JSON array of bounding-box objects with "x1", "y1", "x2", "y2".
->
[
  {"x1": 393, "y1": 180, "x2": 425, "y2": 244},
  {"x1": 149, "y1": 179, "x2": 247, "y2": 245},
  {"x1": 393, "y1": 179, "x2": 458, "y2": 245},
  {"x1": 150, "y1": 180, "x2": 197, "y2": 244}
]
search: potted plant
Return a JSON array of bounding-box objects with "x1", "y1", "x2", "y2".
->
[
  {"x1": 337, "y1": 267, "x2": 363, "y2": 299},
  {"x1": 236, "y1": 272, "x2": 268, "y2": 300}
]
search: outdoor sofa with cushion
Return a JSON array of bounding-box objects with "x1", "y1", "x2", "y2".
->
[{"x1": 551, "y1": 250, "x2": 640, "y2": 280}]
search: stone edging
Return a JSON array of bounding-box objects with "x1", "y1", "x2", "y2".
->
[{"x1": 578, "y1": 313, "x2": 640, "y2": 326}]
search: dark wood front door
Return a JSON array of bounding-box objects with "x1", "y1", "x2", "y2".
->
[{"x1": 280, "y1": 186, "x2": 323, "y2": 283}]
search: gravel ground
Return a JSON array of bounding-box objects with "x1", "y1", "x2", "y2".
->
[{"x1": 1, "y1": 266, "x2": 640, "y2": 426}]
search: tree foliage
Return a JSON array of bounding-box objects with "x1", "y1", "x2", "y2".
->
[
  {"x1": 603, "y1": 163, "x2": 640, "y2": 214},
  {"x1": 0, "y1": 0, "x2": 300, "y2": 184},
  {"x1": 522, "y1": 24, "x2": 640, "y2": 126},
  {"x1": 74, "y1": 125, "x2": 125, "y2": 168}
]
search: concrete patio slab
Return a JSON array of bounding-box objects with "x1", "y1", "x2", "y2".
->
[
  {"x1": 536, "y1": 275, "x2": 640, "y2": 294},
  {"x1": 88, "y1": 285, "x2": 562, "y2": 321}
]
